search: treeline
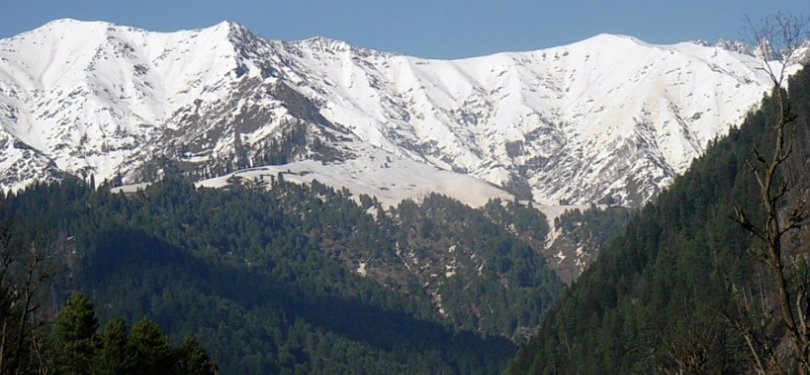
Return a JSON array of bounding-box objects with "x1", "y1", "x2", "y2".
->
[
  {"x1": 509, "y1": 65, "x2": 810, "y2": 372},
  {"x1": 0, "y1": 168, "x2": 563, "y2": 373},
  {"x1": 393, "y1": 195, "x2": 563, "y2": 341},
  {"x1": 553, "y1": 205, "x2": 634, "y2": 250},
  {"x1": 539, "y1": 204, "x2": 635, "y2": 284}
]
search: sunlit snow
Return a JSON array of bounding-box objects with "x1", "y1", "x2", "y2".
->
[{"x1": 1, "y1": 19, "x2": 802, "y2": 207}]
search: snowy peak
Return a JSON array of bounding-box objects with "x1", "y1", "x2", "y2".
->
[
  {"x1": 0, "y1": 19, "x2": 272, "y2": 183},
  {"x1": 274, "y1": 31, "x2": 778, "y2": 204},
  {"x1": 576, "y1": 33, "x2": 652, "y2": 47},
  {"x1": 714, "y1": 39, "x2": 752, "y2": 55},
  {"x1": 0, "y1": 20, "x2": 793, "y2": 208},
  {"x1": 297, "y1": 36, "x2": 357, "y2": 53}
]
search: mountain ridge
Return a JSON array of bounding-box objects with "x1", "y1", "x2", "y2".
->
[{"x1": 0, "y1": 19, "x2": 795, "y2": 208}]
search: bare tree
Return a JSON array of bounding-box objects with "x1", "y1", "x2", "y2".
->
[
  {"x1": 746, "y1": 13, "x2": 810, "y2": 88},
  {"x1": 731, "y1": 12, "x2": 810, "y2": 375},
  {"x1": 660, "y1": 319, "x2": 721, "y2": 375},
  {"x1": 0, "y1": 225, "x2": 54, "y2": 374}
]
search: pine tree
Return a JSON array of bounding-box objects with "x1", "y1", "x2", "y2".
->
[
  {"x1": 93, "y1": 316, "x2": 137, "y2": 375},
  {"x1": 175, "y1": 336, "x2": 218, "y2": 375},
  {"x1": 130, "y1": 318, "x2": 173, "y2": 374},
  {"x1": 53, "y1": 292, "x2": 100, "y2": 374}
]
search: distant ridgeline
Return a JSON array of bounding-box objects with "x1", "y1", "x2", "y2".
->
[
  {"x1": 0, "y1": 169, "x2": 567, "y2": 373},
  {"x1": 509, "y1": 66, "x2": 810, "y2": 373}
]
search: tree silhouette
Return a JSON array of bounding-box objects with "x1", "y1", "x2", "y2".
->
[{"x1": 730, "y1": 12, "x2": 810, "y2": 375}]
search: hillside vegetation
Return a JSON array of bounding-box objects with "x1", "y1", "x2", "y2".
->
[
  {"x1": 510, "y1": 66, "x2": 810, "y2": 373},
  {"x1": 0, "y1": 173, "x2": 565, "y2": 373}
]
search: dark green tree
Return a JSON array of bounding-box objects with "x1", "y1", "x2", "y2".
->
[
  {"x1": 53, "y1": 292, "x2": 100, "y2": 374},
  {"x1": 174, "y1": 336, "x2": 218, "y2": 375},
  {"x1": 130, "y1": 319, "x2": 173, "y2": 374},
  {"x1": 94, "y1": 316, "x2": 137, "y2": 375}
]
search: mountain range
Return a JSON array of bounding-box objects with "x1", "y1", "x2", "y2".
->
[{"x1": 0, "y1": 19, "x2": 792, "y2": 209}]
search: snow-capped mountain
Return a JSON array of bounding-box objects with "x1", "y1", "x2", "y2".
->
[{"x1": 0, "y1": 19, "x2": 790, "y2": 206}]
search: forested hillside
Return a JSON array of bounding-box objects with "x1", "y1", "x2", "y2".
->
[
  {"x1": 0, "y1": 172, "x2": 564, "y2": 373},
  {"x1": 544, "y1": 205, "x2": 634, "y2": 283},
  {"x1": 510, "y1": 66, "x2": 810, "y2": 373}
]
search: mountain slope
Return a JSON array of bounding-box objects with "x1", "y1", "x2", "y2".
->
[
  {"x1": 0, "y1": 174, "x2": 568, "y2": 373},
  {"x1": 509, "y1": 66, "x2": 810, "y2": 374},
  {"x1": 0, "y1": 19, "x2": 789, "y2": 207}
]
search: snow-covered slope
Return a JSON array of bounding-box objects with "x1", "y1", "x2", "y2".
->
[
  {"x1": 195, "y1": 150, "x2": 515, "y2": 209},
  {"x1": 0, "y1": 19, "x2": 794, "y2": 206},
  {"x1": 282, "y1": 33, "x2": 791, "y2": 205}
]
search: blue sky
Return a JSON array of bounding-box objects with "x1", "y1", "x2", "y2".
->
[{"x1": 1, "y1": 0, "x2": 807, "y2": 58}]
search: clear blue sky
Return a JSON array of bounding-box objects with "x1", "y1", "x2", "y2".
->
[{"x1": 1, "y1": 0, "x2": 807, "y2": 59}]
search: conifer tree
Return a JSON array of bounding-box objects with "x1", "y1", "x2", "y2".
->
[
  {"x1": 94, "y1": 316, "x2": 137, "y2": 375},
  {"x1": 175, "y1": 336, "x2": 218, "y2": 375},
  {"x1": 53, "y1": 292, "x2": 100, "y2": 374},
  {"x1": 130, "y1": 319, "x2": 173, "y2": 374}
]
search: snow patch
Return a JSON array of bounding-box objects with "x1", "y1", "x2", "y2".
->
[
  {"x1": 356, "y1": 261, "x2": 367, "y2": 277},
  {"x1": 555, "y1": 250, "x2": 566, "y2": 264},
  {"x1": 196, "y1": 145, "x2": 516, "y2": 209}
]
